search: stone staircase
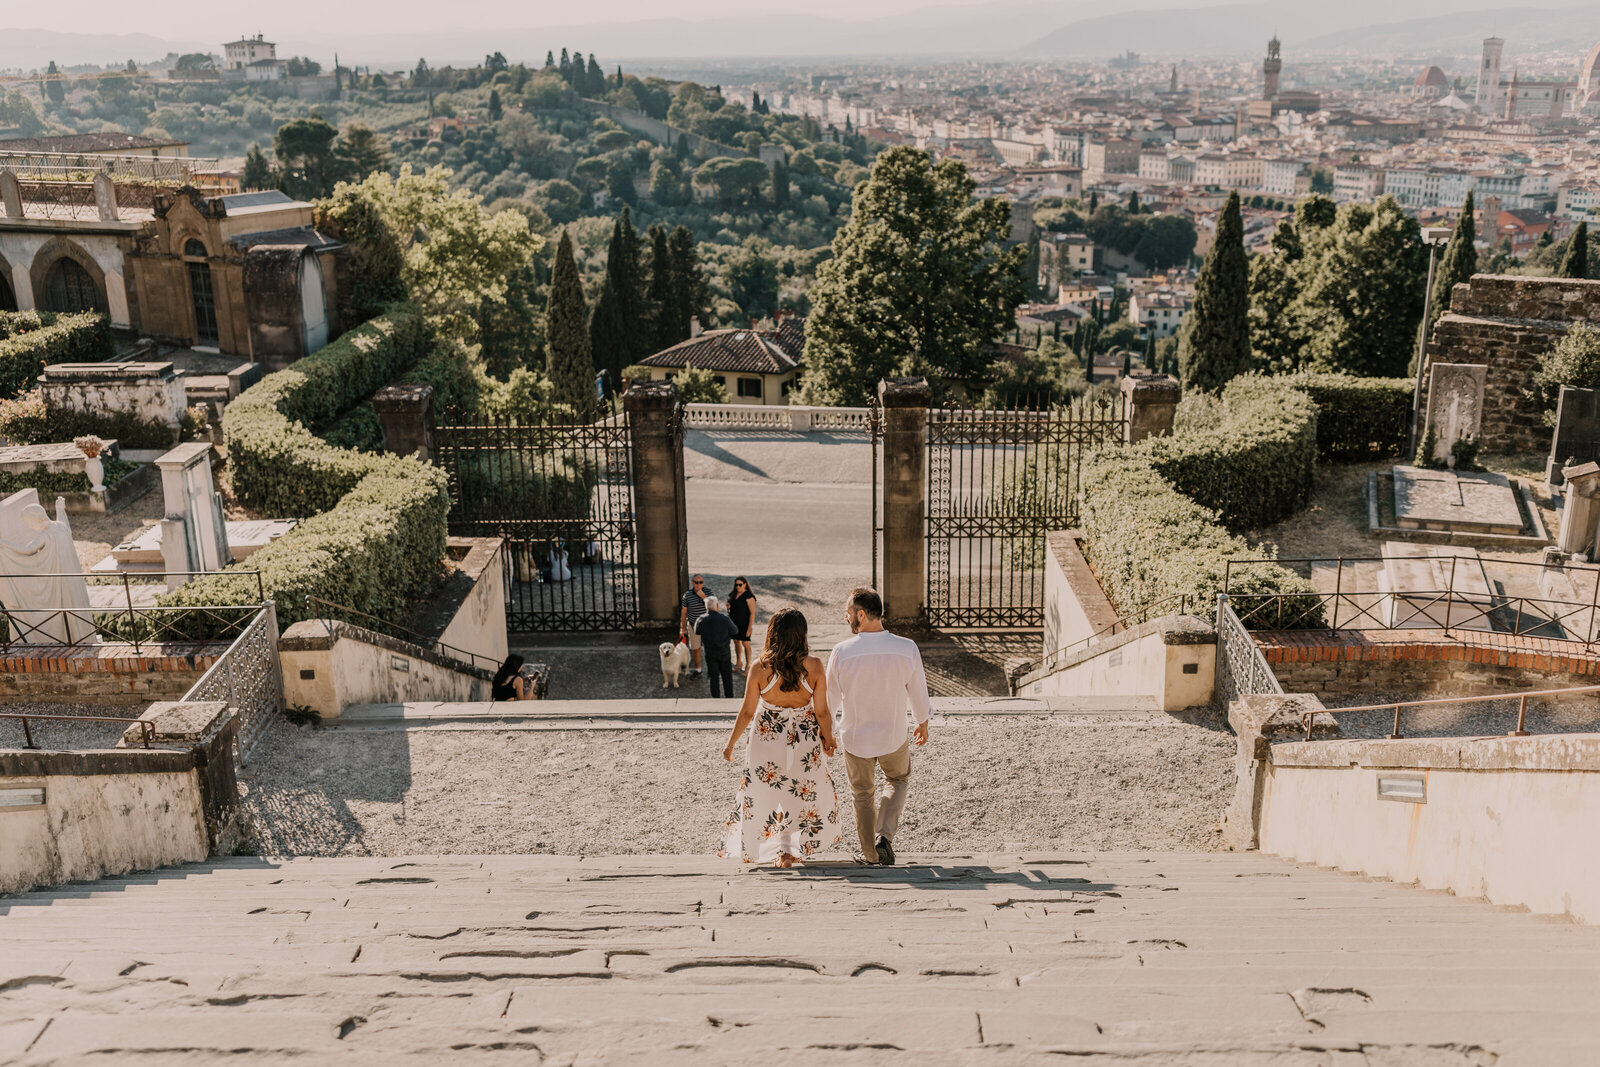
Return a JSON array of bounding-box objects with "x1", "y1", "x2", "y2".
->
[{"x1": 2, "y1": 852, "x2": 1597, "y2": 1063}]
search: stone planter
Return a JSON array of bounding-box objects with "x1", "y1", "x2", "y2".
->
[{"x1": 84, "y1": 455, "x2": 105, "y2": 492}]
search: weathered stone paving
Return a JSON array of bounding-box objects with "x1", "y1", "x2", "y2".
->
[{"x1": 2, "y1": 852, "x2": 1596, "y2": 1063}]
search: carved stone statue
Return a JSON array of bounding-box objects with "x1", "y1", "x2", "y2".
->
[{"x1": 0, "y1": 491, "x2": 96, "y2": 644}]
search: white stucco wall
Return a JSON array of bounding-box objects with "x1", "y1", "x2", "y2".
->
[
  {"x1": 437, "y1": 543, "x2": 508, "y2": 669},
  {"x1": 1026, "y1": 625, "x2": 1214, "y2": 711},
  {"x1": 281, "y1": 629, "x2": 492, "y2": 718},
  {"x1": 0, "y1": 769, "x2": 207, "y2": 895},
  {"x1": 1259, "y1": 735, "x2": 1600, "y2": 925}
]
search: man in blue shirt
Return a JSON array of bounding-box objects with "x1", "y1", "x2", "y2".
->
[
  {"x1": 679, "y1": 574, "x2": 707, "y2": 678},
  {"x1": 694, "y1": 596, "x2": 740, "y2": 698}
]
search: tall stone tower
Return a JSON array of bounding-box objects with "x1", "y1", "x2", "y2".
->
[
  {"x1": 1476, "y1": 36, "x2": 1505, "y2": 117},
  {"x1": 1170, "y1": 64, "x2": 1178, "y2": 93},
  {"x1": 1262, "y1": 37, "x2": 1282, "y2": 101}
]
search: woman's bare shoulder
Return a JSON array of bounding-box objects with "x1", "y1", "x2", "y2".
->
[{"x1": 803, "y1": 655, "x2": 825, "y2": 672}]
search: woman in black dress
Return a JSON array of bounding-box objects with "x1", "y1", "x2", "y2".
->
[
  {"x1": 727, "y1": 576, "x2": 757, "y2": 674},
  {"x1": 492, "y1": 654, "x2": 527, "y2": 701}
]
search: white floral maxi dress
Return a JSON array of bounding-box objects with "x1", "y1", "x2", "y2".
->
[{"x1": 721, "y1": 675, "x2": 841, "y2": 863}]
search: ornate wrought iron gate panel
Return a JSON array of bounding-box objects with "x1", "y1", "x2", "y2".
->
[
  {"x1": 433, "y1": 414, "x2": 638, "y2": 632},
  {"x1": 925, "y1": 398, "x2": 1126, "y2": 628}
]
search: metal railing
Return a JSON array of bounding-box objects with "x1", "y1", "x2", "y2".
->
[
  {"x1": 0, "y1": 711, "x2": 153, "y2": 750},
  {"x1": 0, "y1": 571, "x2": 265, "y2": 652},
  {"x1": 1216, "y1": 593, "x2": 1284, "y2": 707},
  {"x1": 1302, "y1": 683, "x2": 1600, "y2": 741},
  {"x1": 0, "y1": 151, "x2": 222, "y2": 183},
  {"x1": 305, "y1": 595, "x2": 499, "y2": 673},
  {"x1": 1011, "y1": 592, "x2": 1196, "y2": 689},
  {"x1": 1223, "y1": 555, "x2": 1600, "y2": 648},
  {"x1": 183, "y1": 602, "x2": 282, "y2": 764}
]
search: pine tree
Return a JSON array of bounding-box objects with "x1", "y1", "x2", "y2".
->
[
  {"x1": 1560, "y1": 222, "x2": 1589, "y2": 279},
  {"x1": 1429, "y1": 191, "x2": 1476, "y2": 328},
  {"x1": 771, "y1": 158, "x2": 790, "y2": 208},
  {"x1": 488, "y1": 89, "x2": 503, "y2": 120},
  {"x1": 546, "y1": 231, "x2": 595, "y2": 409},
  {"x1": 1177, "y1": 190, "x2": 1251, "y2": 391},
  {"x1": 646, "y1": 223, "x2": 677, "y2": 351}
]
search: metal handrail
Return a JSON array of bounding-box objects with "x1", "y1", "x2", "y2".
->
[
  {"x1": 304, "y1": 595, "x2": 499, "y2": 673},
  {"x1": 0, "y1": 572, "x2": 266, "y2": 652},
  {"x1": 0, "y1": 712, "x2": 154, "y2": 750},
  {"x1": 1013, "y1": 592, "x2": 1195, "y2": 686},
  {"x1": 1304, "y1": 683, "x2": 1600, "y2": 740}
]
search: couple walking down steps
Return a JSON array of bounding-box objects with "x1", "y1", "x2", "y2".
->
[{"x1": 720, "y1": 587, "x2": 933, "y2": 868}]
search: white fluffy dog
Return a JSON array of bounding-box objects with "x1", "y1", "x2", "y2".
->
[{"x1": 659, "y1": 640, "x2": 690, "y2": 688}]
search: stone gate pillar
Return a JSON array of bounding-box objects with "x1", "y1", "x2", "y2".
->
[
  {"x1": 879, "y1": 377, "x2": 931, "y2": 626},
  {"x1": 372, "y1": 384, "x2": 435, "y2": 461},
  {"x1": 625, "y1": 381, "x2": 688, "y2": 627},
  {"x1": 1122, "y1": 374, "x2": 1181, "y2": 444}
]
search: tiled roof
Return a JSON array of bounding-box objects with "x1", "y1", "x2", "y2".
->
[
  {"x1": 0, "y1": 132, "x2": 186, "y2": 152},
  {"x1": 640, "y1": 322, "x2": 805, "y2": 374}
]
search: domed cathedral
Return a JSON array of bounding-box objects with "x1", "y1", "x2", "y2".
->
[
  {"x1": 1577, "y1": 40, "x2": 1600, "y2": 115},
  {"x1": 1412, "y1": 65, "x2": 1449, "y2": 101}
]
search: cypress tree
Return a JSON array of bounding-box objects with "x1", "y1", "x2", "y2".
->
[
  {"x1": 1122, "y1": 349, "x2": 1132, "y2": 378},
  {"x1": 646, "y1": 223, "x2": 677, "y2": 351},
  {"x1": 544, "y1": 50, "x2": 555, "y2": 69},
  {"x1": 771, "y1": 158, "x2": 790, "y2": 208},
  {"x1": 668, "y1": 225, "x2": 704, "y2": 340},
  {"x1": 586, "y1": 55, "x2": 605, "y2": 97},
  {"x1": 1142, "y1": 332, "x2": 1155, "y2": 369},
  {"x1": 1429, "y1": 190, "x2": 1476, "y2": 327},
  {"x1": 1089, "y1": 190, "x2": 1099, "y2": 214},
  {"x1": 615, "y1": 64, "x2": 623, "y2": 88},
  {"x1": 674, "y1": 133, "x2": 690, "y2": 161},
  {"x1": 1128, "y1": 190, "x2": 1141, "y2": 214},
  {"x1": 487, "y1": 89, "x2": 502, "y2": 120},
  {"x1": 558, "y1": 48, "x2": 571, "y2": 84},
  {"x1": 546, "y1": 231, "x2": 595, "y2": 408},
  {"x1": 1559, "y1": 222, "x2": 1589, "y2": 279},
  {"x1": 614, "y1": 207, "x2": 648, "y2": 358},
  {"x1": 1178, "y1": 190, "x2": 1251, "y2": 391}
]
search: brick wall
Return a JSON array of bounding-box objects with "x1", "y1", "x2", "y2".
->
[
  {"x1": 0, "y1": 644, "x2": 226, "y2": 705},
  {"x1": 1424, "y1": 274, "x2": 1600, "y2": 452},
  {"x1": 1257, "y1": 628, "x2": 1600, "y2": 698}
]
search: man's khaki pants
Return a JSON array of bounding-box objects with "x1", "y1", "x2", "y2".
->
[{"x1": 843, "y1": 742, "x2": 911, "y2": 863}]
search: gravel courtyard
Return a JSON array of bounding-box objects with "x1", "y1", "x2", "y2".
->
[{"x1": 240, "y1": 714, "x2": 1235, "y2": 859}]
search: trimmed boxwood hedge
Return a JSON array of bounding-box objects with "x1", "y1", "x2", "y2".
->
[
  {"x1": 0, "y1": 311, "x2": 113, "y2": 398},
  {"x1": 1078, "y1": 374, "x2": 1324, "y2": 627},
  {"x1": 1292, "y1": 373, "x2": 1413, "y2": 462},
  {"x1": 0, "y1": 457, "x2": 138, "y2": 497},
  {"x1": 223, "y1": 305, "x2": 427, "y2": 516},
  {"x1": 1144, "y1": 375, "x2": 1319, "y2": 531}
]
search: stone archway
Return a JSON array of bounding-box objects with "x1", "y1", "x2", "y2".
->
[
  {"x1": 29, "y1": 238, "x2": 107, "y2": 315},
  {"x1": 0, "y1": 250, "x2": 16, "y2": 312}
]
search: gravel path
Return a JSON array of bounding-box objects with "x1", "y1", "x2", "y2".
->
[
  {"x1": 0, "y1": 703, "x2": 148, "y2": 750},
  {"x1": 240, "y1": 714, "x2": 1235, "y2": 859}
]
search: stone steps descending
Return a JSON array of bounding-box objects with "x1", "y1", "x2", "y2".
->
[{"x1": 2, "y1": 852, "x2": 1597, "y2": 1063}]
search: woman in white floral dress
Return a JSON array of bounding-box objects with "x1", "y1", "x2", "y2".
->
[{"x1": 721, "y1": 608, "x2": 841, "y2": 867}]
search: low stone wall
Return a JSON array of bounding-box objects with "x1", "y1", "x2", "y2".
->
[
  {"x1": 1424, "y1": 274, "x2": 1600, "y2": 452},
  {"x1": 280, "y1": 620, "x2": 497, "y2": 718},
  {"x1": 1015, "y1": 614, "x2": 1216, "y2": 711},
  {"x1": 1042, "y1": 530, "x2": 1118, "y2": 657},
  {"x1": 1256, "y1": 629, "x2": 1600, "y2": 697},
  {"x1": 0, "y1": 643, "x2": 227, "y2": 705},
  {"x1": 0, "y1": 701, "x2": 239, "y2": 895},
  {"x1": 1259, "y1": 732, "x2": 1600, "y2": 925}
]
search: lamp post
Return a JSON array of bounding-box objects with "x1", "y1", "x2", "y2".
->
[{"x1": 1408, "y1": 225, "x2": 1455, "y2": 459}]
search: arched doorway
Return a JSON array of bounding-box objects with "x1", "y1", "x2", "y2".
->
[
  {"x1": 298, "y1": 253, "x2": 328, "y2": 353},
  {"x1": 0, "y1": 271, "x2": 15, "y2": 313},
  {"x1": 184, "y1": 238, "x2": 218, "y2": 347},
  {"x1": 43, "y1": 257, "x2": 104, "y2": 314}
]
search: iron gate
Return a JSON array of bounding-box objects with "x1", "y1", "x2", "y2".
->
[
  {"x1": 925, "y1": 397, "x2": 1126, "y2": 628},
  {"x1": 433, "y1": 413, "x2": 638, "y2": 631}
]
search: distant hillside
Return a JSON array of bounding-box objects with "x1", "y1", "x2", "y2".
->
[
  {"x1": 0, "y1": 29, "x2": 197, "y2": 70},
  {"x1": 1302, "y1": 8, "x2": 1600, "y2": 55}
]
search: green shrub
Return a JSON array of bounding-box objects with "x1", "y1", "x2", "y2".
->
[
  {"x1": 1293, "y1": 373, "x2": 1412, "y2": 461},
  {"x1": 1079, "y1": 448, "x2": 1323, "y2": 627},
  {"x1": 319, "y1": 403, "x2": 384, "y2": 453},
  {"x1": 1141, "y1": 375, "x2": 1318, "y2": 531},
  {"x1": 222, "y1": 305, "x2": 427, "y2": 515},
  {"x1": 1529, "y1": 322, "x2": 1600, "y2": 427},
  {"x1": 159, "y1": 458, "x2": 450, "y2": 631},
  {"x1": 0, "y1": 457, "x2": 137, "y2": 496},
  {"x1": 0, "y1": 312, "x2": 112, "y2": 398}
]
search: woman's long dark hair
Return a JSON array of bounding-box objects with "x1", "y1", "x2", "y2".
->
[
  {"x1": 758, "y1": 608, "x2": 808, "y2": 692},
  {"x1": 728, "y1": 576, "x2": 751, "y2": 602},
  {"x1": 493, "y1": 654, "x2": 524, "y2": 689}
]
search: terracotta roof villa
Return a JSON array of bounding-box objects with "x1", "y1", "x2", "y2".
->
[{"x1": 635, "y1": 317, "x2": 804, "y2": 405}]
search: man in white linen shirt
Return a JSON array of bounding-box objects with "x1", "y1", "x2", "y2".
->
[{"x1": 824, "y1": 586, "x2": 931, "y2": 865}]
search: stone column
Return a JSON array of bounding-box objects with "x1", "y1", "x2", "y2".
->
[
  {"x1": 1122, "y1": 374, "x2": 1181, "y2": 444},
  {"x1": 92, "y1": 172, "x2": 118, "y2": 222},
  {"x1": 1559, "y1": 461, "x2": 1600, "y2": 559},
  {"x1": 0, "y1": 170, "x2": 21, "y2": 219},
  {"x1": 879, "y1": 377, "x2": 931, "y2": 626},
  {"x1": 372, "y1": 384, "x2": 435, "y2": 461},
  {"x1": 626, "y1": 381, "x2": 688, "y2": 627}
]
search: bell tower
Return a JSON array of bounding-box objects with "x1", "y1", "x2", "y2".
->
[
  {"x1": 1262, "y1": 37, "x2": 1282, "y2": 101},
  {"x1": 1476, "y1": 36, "x2": 1505, "y2": 117}
]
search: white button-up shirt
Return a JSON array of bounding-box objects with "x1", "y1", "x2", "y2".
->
[{"x1": 825, "y1": 630, "x2": 933, "y2": 759}]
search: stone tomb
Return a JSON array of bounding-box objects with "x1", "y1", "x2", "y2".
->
[
  {"x1": 1377, "y1": 541, "x2": 1495, "y2": 631},
  {"x1": 1422, "y1": 362, "x2": 1486, "y2": 463},
  {"x1": 1546, "y1": 385, "x2": 1600, "y2": 487},
  {"x1": 0, "y1": 441, "x2": 109, "y2": 477},
  {"x1": 1392, "y1": 464, "x2": 1524, "y2": 536},
  {"x1": 99, "y1": 518, "x2": 295, "y2": 574}
]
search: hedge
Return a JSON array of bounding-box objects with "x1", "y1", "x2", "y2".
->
[
  {"x1": 1143, "y1": 375, "x2": 1319, "y2": 531},
  {"x1": 1079, "y1": 450, "x2": 1323, "y2": 627},
  {"x1": 1293, "y1": 374, "x2": 1413, "y2": 462},
  {"x1": 222, "y1": 305, "x2": 427, "y2": 516},
  {"x1": 0, "y1": 311, "x2": 113, "y2": 399},
  {"x1": 0, "y1": 457, "x2": 137, "y2": 497},
  {"x1": 157, "y1": 458, "x2": 449, "y2": 631}
]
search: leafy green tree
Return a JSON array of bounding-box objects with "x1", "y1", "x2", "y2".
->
[
  {"x1": 696, "y1": 157, "x2": 769, "y2": 207},
  {"x1": 334, "y1": 123, "x2": 390, "y2": 182},
  {"x1": 1295, "y1": 194, "x2": 1337, "y2": 231},
  {"x1": 1248, "y1": 219, "x2": 1304, "y2": 374},
  {"x1": 43, "y1": 61, "x2": 64, "y2": 105},
  {"x1": 1297, "y1": 197, "x2": 1425, "y2": 377},
  {"x1": 478, "y1": 262, "x2": 544, "y2": 380},
  {"x1": 1177, "y1": 191, "x2": 1251, "y2": 391},
  {"x1": 274, "y1": 116, "x2": 341, "y2": 199},
  {"x1": 1529, "y1": 323, "x2": 1600, "y2": 425},
  {"x1": 674, "y1": 365, "x2": 729, "y2": 403},
  {"x1": 723, "y1": 237, "x2": 784, "y2": 321},
  {"x1": 1429, "y1": 190, "x2": 1476, "y2": 327},
  {"x1": 243, "y1": 144, "x2": 274, "y2": 191},
  {"x1": 1560, "y1": 222, "x2": 1589, "y2": 279},
  {"x1": 313, "y1": 182, "x2": 406, "y2": 326},
  {"x1": 286, "y1": 57, "x2": 321, "y2": 77},
  {"x1": 801, "y1": 147, "x2": 1026, "y2": 404},
  {"x1": 546, "y1": 230, "x2": 595, "y2": 408},
  {"x1": 1132, "y1": 214, "x2": 1197, "y2": 270},
  {"x1": 173, "y1": 53, "x2": 212, "y2": 75}
]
